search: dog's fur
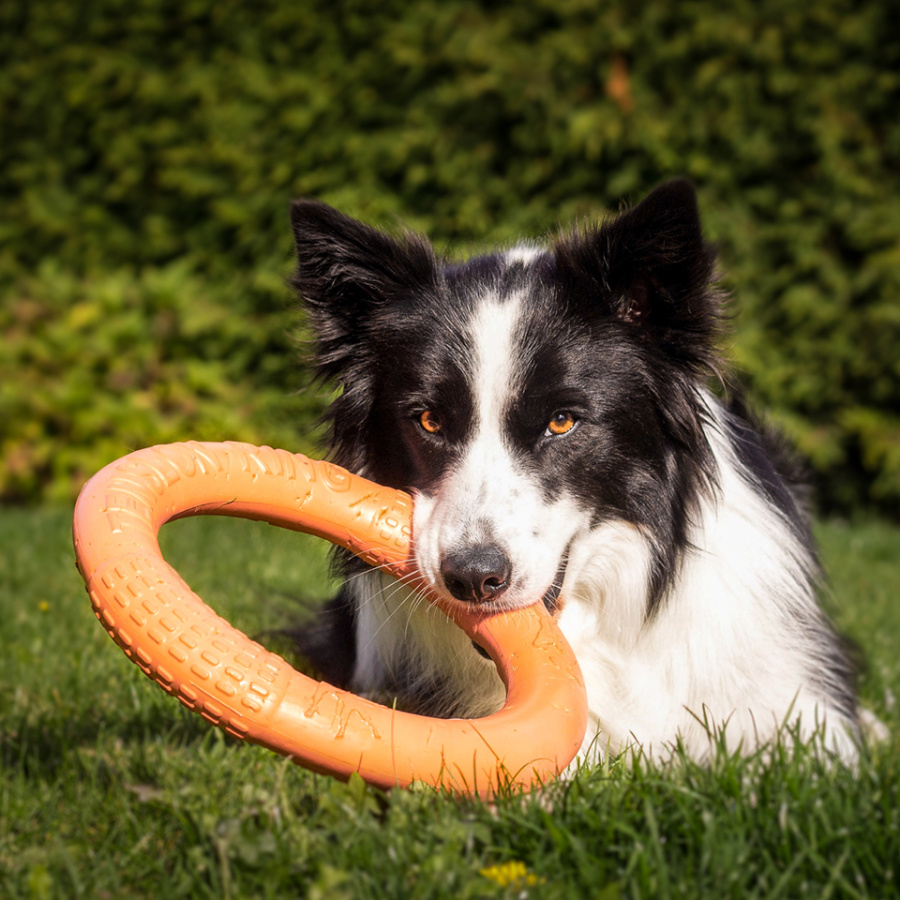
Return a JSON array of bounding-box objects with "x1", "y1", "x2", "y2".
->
[{"x1": 287, "y1": 179, "x2": 861, "y2": 764}]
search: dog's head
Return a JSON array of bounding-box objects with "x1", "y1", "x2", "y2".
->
[{"x1": 290, "y1": 180, "x2": 722, "y2": 613}]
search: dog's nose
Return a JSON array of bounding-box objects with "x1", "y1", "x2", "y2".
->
[{"x1": 440, "y1": 546, "x2": 512, "y2": 603}]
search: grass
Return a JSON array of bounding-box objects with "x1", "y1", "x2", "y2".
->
[{"x1": 1, "y1": 507, "x2": 899, "y2": 899}]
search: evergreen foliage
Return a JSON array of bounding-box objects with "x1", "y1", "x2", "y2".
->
[{"x1": 1, "y1": 0, "x2": 898, "y2": 511}]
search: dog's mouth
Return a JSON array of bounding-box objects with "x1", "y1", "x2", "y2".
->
[
  {"x1": 471, "y1": 553, "x2": 568, "y2": 659},
  {"x1": 541, "y1": 552, "x2": 569, "y2": 614}
]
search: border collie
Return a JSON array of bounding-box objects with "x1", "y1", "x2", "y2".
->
[{"x1": 287, "y1": 179, "x2": 861, "y2": 764}]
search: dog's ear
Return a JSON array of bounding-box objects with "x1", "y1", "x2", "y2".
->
[
  {"x1": 555, "y1": 179, "x2": 721, "y2": 370},
  {"x1": 290, "y1": 200, "x2": 438, "y2": 377}
]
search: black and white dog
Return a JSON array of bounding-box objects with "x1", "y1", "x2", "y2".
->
[{"x1": 287, "y1": 179, "x2": 861, "y2": 764}]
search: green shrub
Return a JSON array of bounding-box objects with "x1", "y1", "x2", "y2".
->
[
  {"x1": 0, "y1": 262, "x2": 325, "y2": 502},
  {"x1": 1, "y1": 0, "x2": 898, "y2": 511}
]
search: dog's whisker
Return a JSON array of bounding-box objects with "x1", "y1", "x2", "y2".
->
[{"x1": 359, "y1": 577, "x2": 432, "y2": 651}]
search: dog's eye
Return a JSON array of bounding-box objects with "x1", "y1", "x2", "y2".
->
[
  {"x1": 419, "y1": 411, "x2": 442, "y2": 435},
  {"x1": 546, "y1": 412, "x2": 577, "y2": 436}
]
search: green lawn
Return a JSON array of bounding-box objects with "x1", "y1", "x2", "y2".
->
[{"x1": 1, "y1": 508, "x2": 899, "y2": 899}]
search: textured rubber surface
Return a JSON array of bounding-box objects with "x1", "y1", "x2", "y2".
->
[{"x1": 73, "y1": 441, "x2": 588, "y2": 795}]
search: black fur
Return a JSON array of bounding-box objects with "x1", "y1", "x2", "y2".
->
[
  {"x1": 285, "y1": 182, "x2": 859, "y2": 741},
  {"x1": 288, "y1": 181, "x2": 727, "y2": 678}
]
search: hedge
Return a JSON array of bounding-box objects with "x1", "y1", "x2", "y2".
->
[{"x1": 1, "y1": 0, "x2": 898, "y2": 512}]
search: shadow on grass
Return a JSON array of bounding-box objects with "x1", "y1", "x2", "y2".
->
[
  {"x1": 0, "y1": 699, "x2": 233, "y2": 780},
  {"x1": 2, "y1": 611, "x2": 327, "y2": 784}
]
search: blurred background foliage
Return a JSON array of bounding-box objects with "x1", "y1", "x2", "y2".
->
[{"x1": 1, "y1": 0, "x2": 898, "y2": 512}]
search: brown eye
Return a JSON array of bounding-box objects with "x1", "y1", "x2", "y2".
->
[
  {"x1": 419, "y1": 411, "x2": 442, "y2": 434},
  {"x1": 547, "y1": 412, "x2": 576, "y2": 436}
]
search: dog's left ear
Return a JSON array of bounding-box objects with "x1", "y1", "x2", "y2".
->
[{"x1": 555, "y1": 179, "x2": 720, "y2": 369}]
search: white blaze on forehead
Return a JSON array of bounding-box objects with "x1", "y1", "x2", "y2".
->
[
  {"x1": 503, "y1": 244, "x2": 543, "y2": 266},
  {"x1": 468, "y1": 292, "x2": 523, "y2": 432}
]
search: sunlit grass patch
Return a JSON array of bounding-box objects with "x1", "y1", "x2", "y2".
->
[{"x1": 1, "y1": 509, "x2": 898, "y2": 898}]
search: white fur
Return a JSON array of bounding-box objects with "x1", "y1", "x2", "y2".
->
[
  {"x1": 559, "y1": 398, "x2": 858, "y2": 762},
  {"x1": 503, "y1": 244, "x2": 543, "y2": 266},
  {"x1": 346, "y1": 294, "x2": 861, "y2": 763}
]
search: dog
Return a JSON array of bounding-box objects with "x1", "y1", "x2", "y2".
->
[{"x1": 286, "y1": 179, "x2": 861, "y2": 765}]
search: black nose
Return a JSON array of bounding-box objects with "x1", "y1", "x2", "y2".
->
[{"x1": 440, "y1": 546, "x2": 512, "y2": 603}]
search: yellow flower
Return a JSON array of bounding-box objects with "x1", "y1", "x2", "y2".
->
[{"x1": 479, "y1": 860, "x2": 545, "y2": 888}]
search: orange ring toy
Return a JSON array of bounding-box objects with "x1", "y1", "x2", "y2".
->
[{"x1": 73, "y1": 441, "x2": 588, "y2": 796}]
